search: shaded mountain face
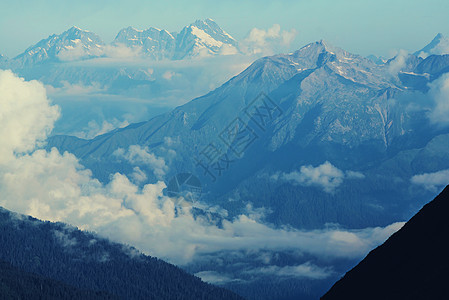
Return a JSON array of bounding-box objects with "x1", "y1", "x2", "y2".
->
[
  {"x1": 0, "y1": 259, "x2": 116, "y2": 300},
  {"x1": 13, "y1": 26, "x2": 104, "y2": 66},
  {"x1": 46, "y1": 40, "x2": 449, "y2": 229},
  {"x1": 0, "y1": 206, "x2": 243, "y2": 300},
  {"x1": 322, "y1": 185, "x2": 449, "y2": 300}
]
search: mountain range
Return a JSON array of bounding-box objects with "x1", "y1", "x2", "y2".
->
[
  {"x1": 1, "y1": 18, "x2": 239, "y2": 67},
  {"x1": 322, "y1": 185, "x2": 449, "y2": 299},
  {"x1": 46, "y1": 37, "x2": 449, "y2": 229},
  {"x1": 2, "y1": 28, "x2": 449, "y2": 300}
]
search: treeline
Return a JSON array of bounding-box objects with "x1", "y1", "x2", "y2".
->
[
  {"x1": 0, "y1": 259, "x2": 116, "y2": 299},
  {"x1": 0, "y1": 207, "x2": 243, "y2": 300}
]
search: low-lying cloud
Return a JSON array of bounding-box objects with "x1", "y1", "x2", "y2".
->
[
  {"x1": 243, "y1": 262, "x2": 331, "y2": 280},
  {"x1": 273, "y1": 161, "x2": 365, "y2": 193},
  {"x1": 428, "y1": 73, "x2": 449, "y2": 126},
  {"x1": 240, "y1": 24, "x2": 298, "y2": 56},
  {"x1": 74, "y1": 119, "x2": 129, "y2": 140},
  {"x1": 0, "y1": 71, "x2": 401, "y2": 282},
  {"x1": 411, "y1": 169, "x2": 449, "y2": 192},
  {"x1": 388, "y1": 49, "x2": 408, "y2": 75}
]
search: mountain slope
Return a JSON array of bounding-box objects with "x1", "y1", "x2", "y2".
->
[
  {"x1": 45, "y1": 40, "x2": 449, "y2": 229},
  {"x1": 0, "y1": 259, "x2": 116, "y2": 299},
  {"x1": 13, "y1": 26, "x2": 104, "y2": 66},
  {"x1": 322, "y1": 185, "x2": 449, "y2": 300},
  {"x1": 0, "y1": 206, "x2": 243, "y2": 300}
]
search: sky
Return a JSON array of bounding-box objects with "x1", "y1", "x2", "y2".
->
[{"x1": 0, "y1": 0, "x2": 448, "y2": 58}]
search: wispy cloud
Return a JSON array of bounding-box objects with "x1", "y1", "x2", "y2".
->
[
  {"x1": 73, "y1": 119, "x2": 129, "y2": 140},
  {"x1": 411, "y1": 169, "x2": 449, "y2": 192},
  {"x1": 243, "y1": 262, "x2": 331, "y2": 280},
  {"x1": 114, "y1": 145, "x2": 168, "y2": 179},
  {"x1": 428, "y1": 73, "x2": 449, "y2": 127},
  {"x1": 272, "y1": 161, "x2": 364, "y2": 193},
  {"x1": 388, "y1": 49, "x2": 408, "y2": 75},
  {"x1": 240, "y1": 24, "x2": 298, "y2": 56}
]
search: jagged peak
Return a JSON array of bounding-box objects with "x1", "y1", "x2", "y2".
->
[
  {"x1": 293, "y1": 40, "x2": 346, "y2": 58},
  {"x1": 192, "y1": 18, "x2": 216, "y2": 26},
  {"x1": 414, "y1": 33, "x2": 448, "y2": 57},
  {"x1": 434, "y1": 32, "x2": 444, "y2": 40},
  {"x1": 66, "y1": 26, "x2": 90, "y2": 33}
]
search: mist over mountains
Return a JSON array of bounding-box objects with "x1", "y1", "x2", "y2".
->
[
  {"x1": 0, "y1": 19, "x2": 298, "y2": 139},
  {"x1": 0, "y1": 18, "x2": 270, "y2": 66},
  {"x1": 0, "y1": 206, "x2": 242, "y2": 300},
  {"x1": 1, "y1": 19, "x2": 449, "y2": 299}
]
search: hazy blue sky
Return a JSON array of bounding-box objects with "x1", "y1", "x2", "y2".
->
[{"x1": 1, "y1": 0, "x2": 448, "y2": 57}]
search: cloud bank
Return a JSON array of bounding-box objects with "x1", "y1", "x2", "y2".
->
[{"x1": 0, "y1": 71, "x2": 401, "y2": 283}]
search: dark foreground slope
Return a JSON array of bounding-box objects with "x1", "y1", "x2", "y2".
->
[
  {"x1": 0, "y1": 207, "x2": 243, "y2": 300},
  {"x1": 0, "y1": 259, "x2": 116, "y2": 299},
  {"x1": 322, "y1": 185, "x2": 449, "y2": 300}
]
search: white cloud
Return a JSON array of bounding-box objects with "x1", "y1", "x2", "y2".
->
[
  {"x1": 240, "y1": 24, "x2": 298, "y2": 56},
  {"x1": 0, "y1": 70, "x2": 60, "y2": 163},
  {"x1": 346, "y1": 170, "x2": 366, "y2": 179},
  {"x1": 195, "y1": 271, "x2": 239, "y2": 285},
  {"x1": 219, "y1": 44, "x2": 239, "y2": 56},
  {"x1": 57, "y1": 44, "x2": 92, "y2": 62},
  {"x1": 0, "y1": 71, "x2": 402, "y2": 281},
  {"x1": 388, "y1": 49, "x2": 408, "y2": 75},
  {"x1": 411, "y1": 169, "x2": 449, "y2": 192},
  {"x1": 74, "y1": 119, "x2": 129, "y2": 140},
  {"x1": 276, "y1": 161, "x2": 364, "y2": 193},
  {"x1": 162, "y1": 70, "x2": 180, "y2": 80},
  {"x1": 428, "y1": 73, "x2": 449, "y2": 126},
  {"x1": 102, "y1": 43, "x2": 144, "y2": 59},
  {"x1": 57, "y1": 43, "x2": 143, "y2": 62},
  {"x1": 244, "y1": 262, "x2": 331, "y2": 280},
  {"x1": 54, "y1": 229, "x2": 78, "y2": 248},
  {"x1": 130, "y1": 166, "x2": 147, "y2": 184},
  {"x1": 114, "y1": 145, "x2": 168, "y2": 179},
  {"x1": 45, "y1": 81, "x2": 104, "y2": 96}
]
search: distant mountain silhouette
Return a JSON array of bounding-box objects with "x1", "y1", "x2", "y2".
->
[{"x1": 322, "y1": 185, "x2": 449, "y2": 300}]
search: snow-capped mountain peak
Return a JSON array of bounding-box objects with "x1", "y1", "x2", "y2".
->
[
  {"x1": 173, "y1": 19, "x2": 239, "y2": 59},
  {"x1": 113, "y1": 19, "x2": 237, "y2": 60},
  {"x1": 11, "y1": 19, "x2": 239, "y2": 65},
  {"x1": 191, "y1": 18, "x2": 237, "y2": 46},
  {"x1": 14, "y1": 26, "x2": 104, "y2": 66},
  {"x1": 414, "y1": 33, "x2": 449, "y2": 58}
]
